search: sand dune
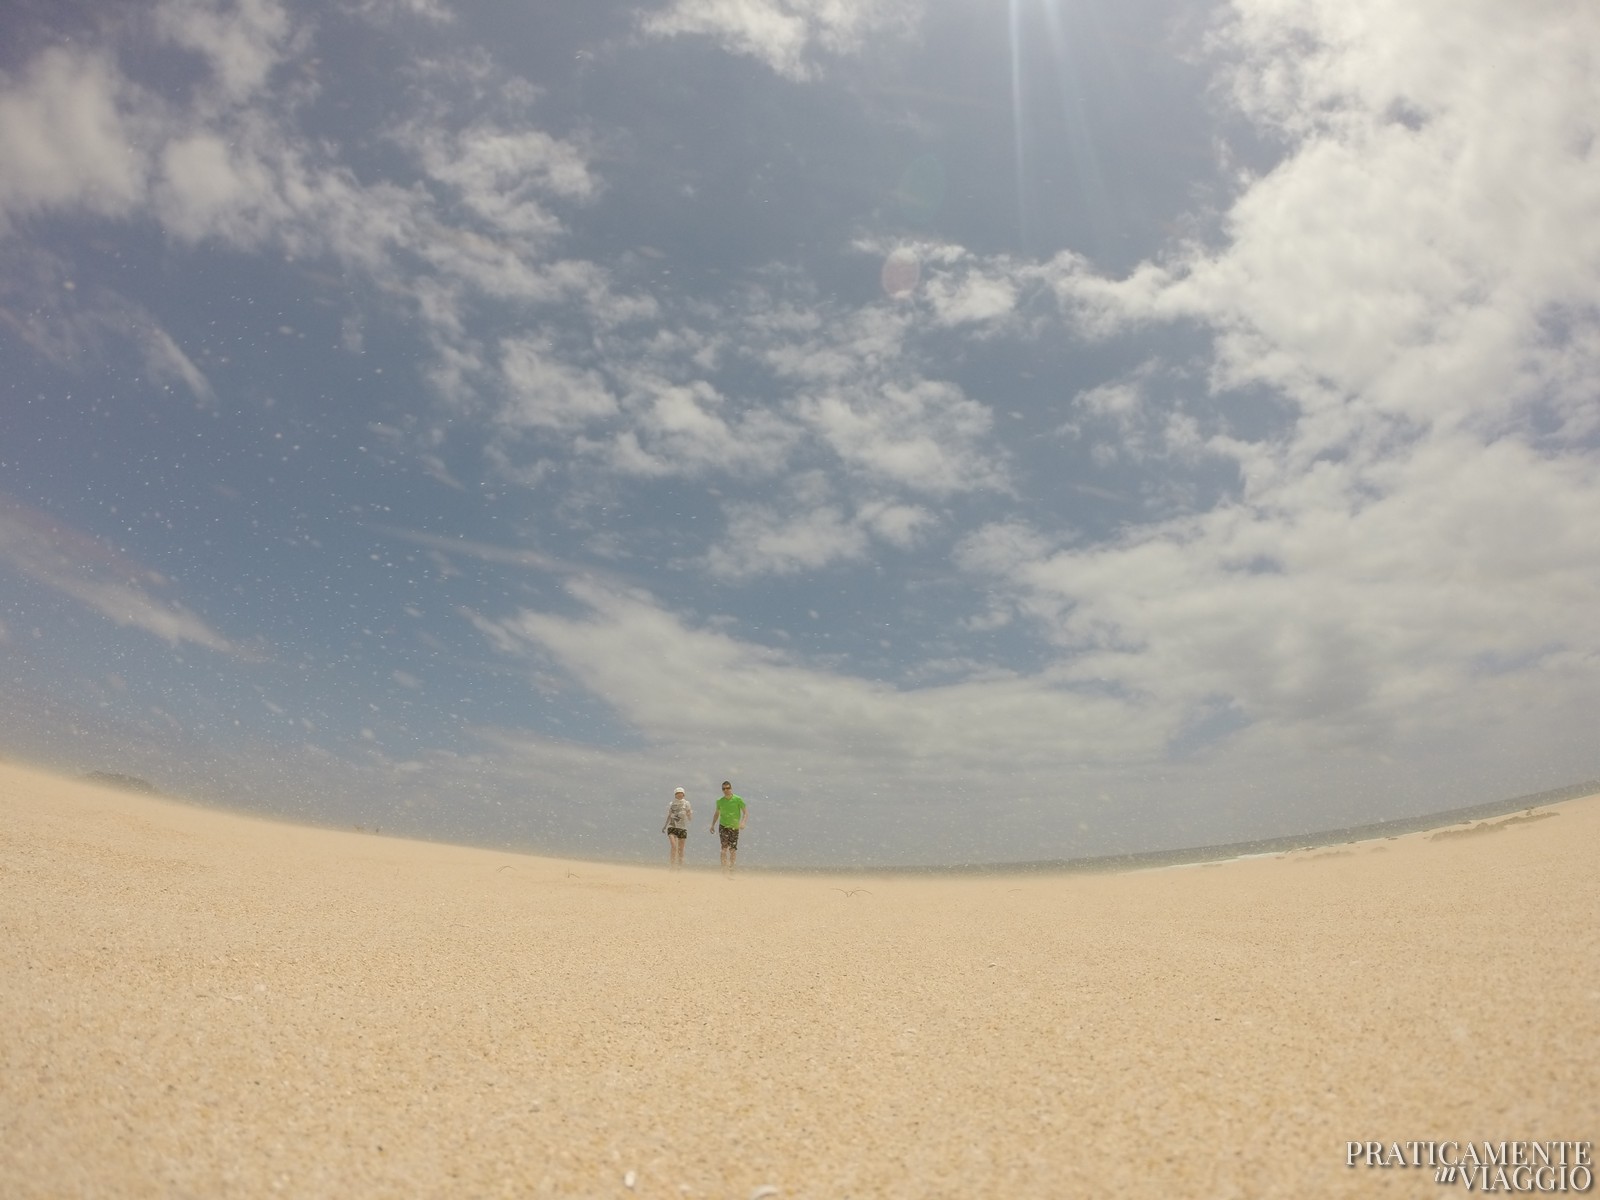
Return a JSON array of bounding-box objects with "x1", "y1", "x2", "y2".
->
[{"x1": 2, "y1": 759, "x2": 1595, "y2": 1198}]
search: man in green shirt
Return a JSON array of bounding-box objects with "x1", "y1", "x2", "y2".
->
[{"x1": 709, "y1": 780, "x2": 747, "y2": 873}]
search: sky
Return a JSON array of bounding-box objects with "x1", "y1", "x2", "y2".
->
[{"x1": 1, "y1": 0, "x2": 1597, "y2": 867}]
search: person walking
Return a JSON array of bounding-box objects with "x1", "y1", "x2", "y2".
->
[
  {"x1": 710, "y1": 780, "x2": 746, "y2": 874},
  {"x1": 662, "y1": 787, "x2": 691, "y2": 868}
]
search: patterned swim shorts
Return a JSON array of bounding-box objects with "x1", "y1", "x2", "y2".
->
[{"x1": 718, "y1": 825, "x2": 740, "y2": 849}]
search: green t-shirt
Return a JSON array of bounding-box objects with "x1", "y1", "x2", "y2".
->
[{"x1": 715, "y1": 793, "x2": 746, "y2": 828}]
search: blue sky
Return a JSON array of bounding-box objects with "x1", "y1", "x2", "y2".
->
[{"x1": 2, "y1": 0, "x2": 1597, "y2": 865}]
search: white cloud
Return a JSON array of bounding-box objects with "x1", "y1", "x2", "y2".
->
[
  {"x1": 926, "y1": 272, "x2": 1016, "y2": 326},
  {"x1": 0, "y1": 49, "x2": 148, "y2": 228},
  {"x1": 953, "y1": 519, "x2": 1058, "y2": 577},
  {"x1": 0, "y1": 498, "x2": 236, "y2": 653},
  {"x1": 640, "y1": 0, "x2": 920, "y2": 80},
  {"x1": 148, "y1": 112, "x2": 439, "y2": 273},
  {"x1": 919, "y1": 255, "x2": 1020, "y2": 327},
  {"x1": 411, "y1": 123, "x2": 598, "y2": 239},
  {"x1": 759, "y1": 299, "x2": 914, "y2": 385},
  {"x1": 916, "y1": 0, "x2": 1600, "y2": 802},
  {"x1": 155, "y1": 130, "x2": 291, "y2": 246},
  {"x1": 599, "y1": 377, "x2": 798, "y2": 478},
  {"x1": 347, "y1": 0, "x2": 454, "y2": 24},
  {"x1": 796, "y1": 379, "x2": 1007, "y2": 496},
  {"x1": 0, "y1": 5, "x2": 623, "y2": 393},
  {"x1": 706, "y1": 502, "x2": 871, "y2": 579},
  {"x1": 964, "y1": 435, "x2": 1600, "y2": 761},
  {"x1": 371, "y1": 526, "x2": 568, "y2": 572},
  {"x1": 141, "y1": 325, "x2": 217, "y2": 404},
  {"x1": 499, "y1": 338, "x2": 619, "y2": 430},
  {"x1": 1049, "y1": 0, "x2": 1600, "y2": 457},
  {"x1": 0, "y1": 12, "x2": 678, "y2": 473},
  {"x1": 0, "y1": 251, "x2": 214, "y2": 405},
  {"x1": 1076, "y1": 379, "x2": 1142, "y2": 423},
  {"x1": 857, "y1": 499, "x2": 933, "y2": 548},
  {"x1": 154, "y1": 0, "x2": 299, "y2": 105},
  {"x1": 699, "y1": 468, "x2": 934, "y2": 578},
  {"x1": 479, "y1": 578, "x2": 1152, "y2": 778}
]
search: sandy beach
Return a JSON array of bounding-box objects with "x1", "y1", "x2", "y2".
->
[{"x1": 2, "y1": 760, "x2": 1595, "y2": 1198}]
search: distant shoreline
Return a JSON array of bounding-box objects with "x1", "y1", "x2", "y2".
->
[
  {"x1": 42, "y1": 755, "x2": 1598, "y2": 877},
  {"x1": 746, "y1": 780, "x2": 1600, "y2": 876}
]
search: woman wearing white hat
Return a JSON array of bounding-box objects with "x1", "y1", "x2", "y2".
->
[{"x1": 662, "y1": 787, "x2": 692, "y2": 868}]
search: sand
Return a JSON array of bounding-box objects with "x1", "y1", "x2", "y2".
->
[{"x1": 2, "y1": 760, "x2": 1595, "y2": 1198}]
